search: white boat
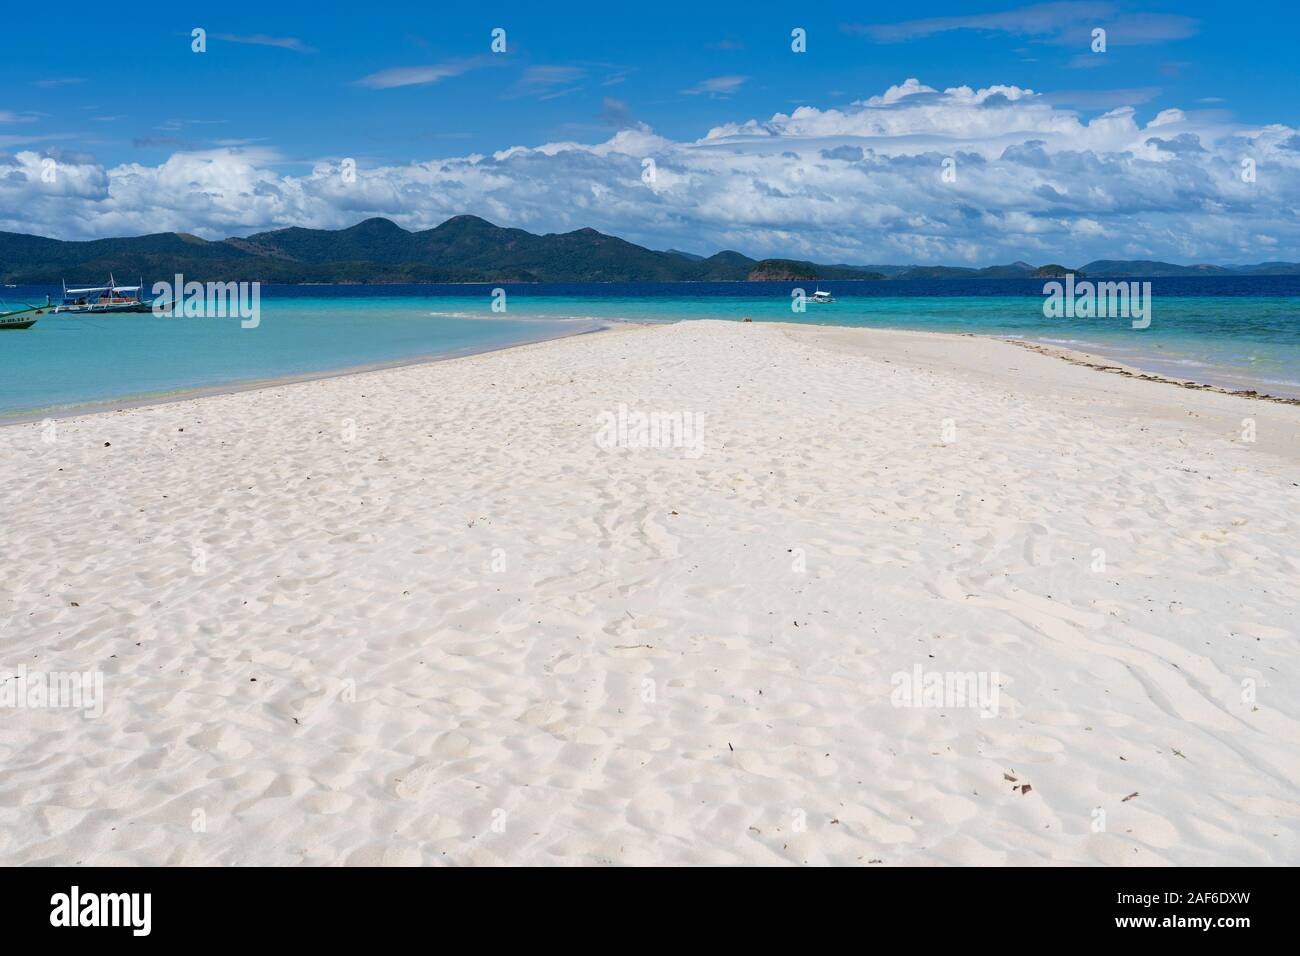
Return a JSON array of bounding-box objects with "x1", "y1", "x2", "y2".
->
[
  {"x1": 54, "y1": 275, "x2": 153, "y2": 314},
  {"x1": 809, "y1": 289, "x2": 834, "y2": 304},
  {"x1": 0, "y1": 301, "x2": 47, "y2": 329}
]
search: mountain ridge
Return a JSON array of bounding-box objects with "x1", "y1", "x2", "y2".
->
[{"x1": 1, "y1": 217, "x2": 1296, "y2": 283}]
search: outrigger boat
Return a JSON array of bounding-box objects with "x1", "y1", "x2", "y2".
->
[
  {"x1": 809, "y1": 289, "x2": 835, "y2": 304},
  {"x1": 54, "y1": 275, "x2": 153, "y2": 314},
  {"x1": 0, "y1": 298, "x2": 51, "y2": 330}
]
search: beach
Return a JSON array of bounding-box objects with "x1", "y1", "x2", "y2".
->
[{"x1": 1, "y1": 318, "x2": 1297, "y2": 866}]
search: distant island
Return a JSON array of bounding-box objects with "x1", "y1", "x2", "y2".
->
[
  {"x1": 746, "y1": 259, "x2": 885, "y2": 281},
  {"x1": 1032, "y1": 264, "x2": 1078, "y2": 278},
  {"x1": 1, "y1": 216, "x2": 1296, "y2": 284}
]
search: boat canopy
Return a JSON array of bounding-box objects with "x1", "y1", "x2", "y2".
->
[{"x1": 64, "y1": 285, "x2": 141, "y2": 295}]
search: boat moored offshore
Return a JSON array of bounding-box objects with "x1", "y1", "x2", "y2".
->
[
  {"x1": 54, "y1": 276, "x2": 153, "y2": 314},
  {"x1": 0, "y1": 298, "x2": 50, "y2": 330}
]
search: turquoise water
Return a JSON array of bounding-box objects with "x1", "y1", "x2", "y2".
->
[
  {"x1": 425, "y1": 292, "x2": 1300, "y2": 398},
  {"x1": 0, "y1": 300, "x2": 595, "y2": 417},
  {"x1": 3, "y1": 285, "x2": 1298, "y2": 416}
]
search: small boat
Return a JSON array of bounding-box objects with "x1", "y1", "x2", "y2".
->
[
  {"x1": 809, "y1": 289, "x2": 835, "y2": 304},
  {"x1": 54, "y1": 275, "x2": 153, "y2": 314},
  {"x1": 0, "y1": 301, "x2": 47, "y2": 330}
]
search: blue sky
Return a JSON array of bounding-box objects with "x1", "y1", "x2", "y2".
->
[{"x1": 3, "y1": 0, "x2": 1299, "y2": 264}]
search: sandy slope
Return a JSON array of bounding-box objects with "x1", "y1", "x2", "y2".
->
[{"x1": 1, "y1": 319, "x2": 1297, "y2": 866}]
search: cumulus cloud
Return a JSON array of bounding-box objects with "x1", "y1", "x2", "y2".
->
[
  {"x1": 1041, "y1": 87, "x2": 1161, "y2": 109},
  {"x1": 3, "y1": 79, "x2": 1298, "y2": 265}
]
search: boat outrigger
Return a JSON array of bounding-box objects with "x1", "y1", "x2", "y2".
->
[
  {"x1": 0, "y1": 297, "x2": 51, "y2": 330},
  {"x1": 54, "y1": 275, "x2": 153, "y2": 314}
]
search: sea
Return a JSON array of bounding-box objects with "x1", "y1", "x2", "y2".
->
[{"x1": 2, "y1": 276, "x2": 1298, "y2": 417}]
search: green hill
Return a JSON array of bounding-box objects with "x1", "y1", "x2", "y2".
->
[
  {"x1": 0, "y1": 216, "x2": 774, "y2": 284},
  {"x1": 1078, "y1": 259, "x2": 1232, "y2": 277},
  {"x1": 2, "y1": 218, "x2": 1291, "y2": 284},
  {"x1": 1032, "y1": 264, "x2": 1077, "y2": 277},
  {"x1": 747, "y1": 259, "x2": 885, "y2": 281}
]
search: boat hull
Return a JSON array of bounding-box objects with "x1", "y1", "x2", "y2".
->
[
  {"x1": 0, "y1": 304, "x2": 43, "y2": 329},
  {"x1": 53, "y1": 303, "x2": 153, "y2": 314}
]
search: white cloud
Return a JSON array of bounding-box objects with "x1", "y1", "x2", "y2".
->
[
  {"x1": 509, "y1": 65, "x2": 587, "y2": 100},
  {"x1": 354, "y1": 59, "x2": 480, "y2": 89},
  {"x1": 212, "y1": 33, "x2": 316, "y2": 54},
  {"x1": 682, "y1": 75, "x2": 750, "y2": 97},
  {"x1": 3, "y1": 79, "x2": 1298, "y2": 265},
  {"x1": 853, "y1": 3, "x2": 1198, "y2": 47},
  {"x1": 863, "y1": 78, "x2": 938, "y2": 105}
]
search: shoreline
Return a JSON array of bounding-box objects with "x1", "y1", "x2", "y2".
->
[
  {"x1": 1003, "y1": 337, "x2": 1300, "y2": 406},
  {"x1": 5, "y1": 316, "x2": 1297, "y2": 428},
  {"x1": 1006, "y1": 336, "x2": 1300, "y2": 405},
  {"x1": 0, "y1": 321, "x2": 612, "y2": 427},
  {"x1": 768, "y1": 322, "x2": 1300, "y2": 468}
]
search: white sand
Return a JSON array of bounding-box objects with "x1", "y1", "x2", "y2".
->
[{"x1": 1, "y1": 319, "x2": 1298, "y2": 866}]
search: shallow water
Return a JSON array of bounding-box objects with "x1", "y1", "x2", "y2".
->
[
  {"x1": 2, "y1": 276, "x2": 1297, "y2": 414},
  {"x1": 0, "y1": 299, "x2": 594, "y2": 416}
]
